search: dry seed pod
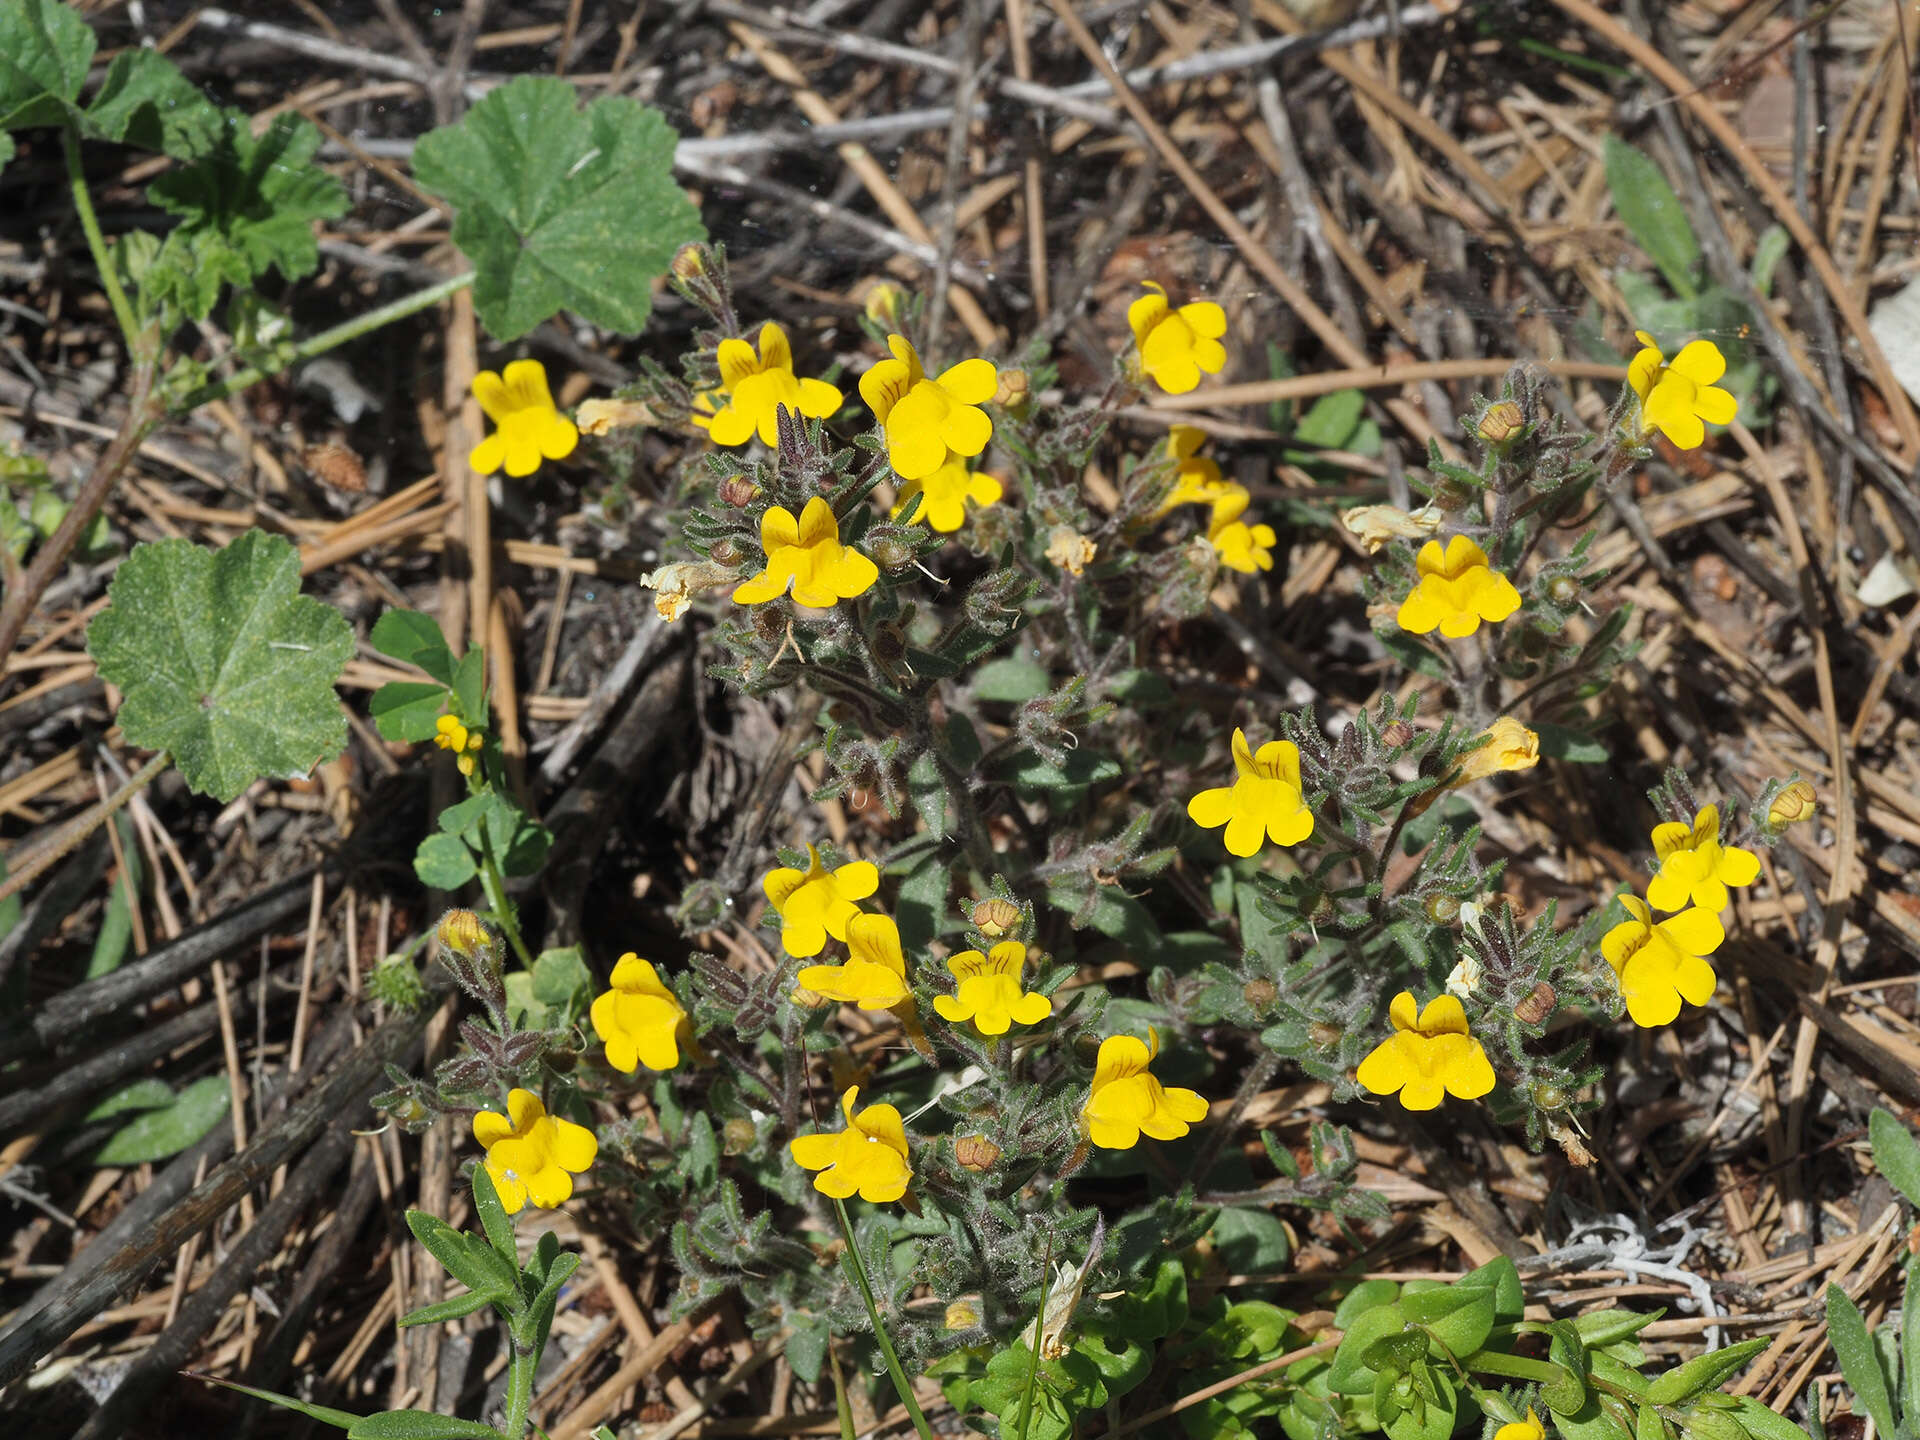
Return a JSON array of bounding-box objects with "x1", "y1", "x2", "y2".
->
[
  {"x1": 1514, "y1": 981, "x2": 1556, "y2": 1026},
  {"x1": 303, "y1": 441, "x2": 367, "y2": 493}
]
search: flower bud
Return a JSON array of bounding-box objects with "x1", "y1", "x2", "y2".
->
[
  {"x1": 1546, "y1": 574, "x2": 1580, "y2": 609},
  {"x1": 1380, "y1": 720, "x2": 1415, "y2": 748},
  {"x1": 719, "y1": 474, "x2": 759, "y2": 508},
  {"x1": 971, "y1": 898, "x2": 1021, "y2": 937},
  {"x1": 955, "y1": 1134, "x2": 1000, "y2": 1171},
  {"x1": 1532, "y1": 1082, "x2": 1567, "y2": 1111},
  {"x1": 709, "y1": 538, "x2": 741, "y2": 567},
  {"x1": 865, "y1": 282, "x2": 905, "y2": 327},
  {"x1": 671, "y1": 244, "x2": 709, "y2": 282},
  {"x1": 994, "y1": 369, "x2": 1030, "y2": 409},
  {"x1": 1243, "y1": 978, "x2": 1278, "y2": 1012},
  {"x1": 544, "y1": 1046, "x2": 578, "y2": 1074},
  {"x1": 723, "y1": 1117, "x2": 756, "y2": 1155},
  {"x1": 438, "y1": 909, "x2": 490, "y2": 958},
  {"x1": 1768, "y1": 780, "x2": 1816, "y2": 829},
  {"x1": 1425, "y1": 894, "x2": 1461, "y2": 924},
  {"x1": 1301, "y1": 888, "x2": 1334, "y2": 926},
  {"x1": 1309, "y1": 1021, "x2": 1342, "y2": 1049},
  {"x1": 1072, "y1": 1032, "x2": 1102, "y2": 1065},
  {"x1": 1514, "y1": 980, "x2": 1556, "y2": 1026},
  {"x1": 945, "y1": 1299, "x2": 981, "y2": 1331},
  {"x1": 869, "y1": 534, "x2": 916, "y2": 575},
  {"x1": 1478, "y1": 400, "x2": 1525, "y2": 444}
]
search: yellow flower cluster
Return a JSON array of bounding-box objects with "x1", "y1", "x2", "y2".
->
[
  {"x1": 469, "y1": 361, "x2": 579, "y2": 478},
  {"x1": 1357, "y1": 991, "x2": 1497, "y2": 1111},
  {"x1": 1603, "y1": 803, "x2": 1753, "y2": 1027},
  {"x1": 434, "y1": 713, "x2": 484, "y2": 777},
  {"x1": 1155, "y1": 426, "x2": 1276, "y2": 575}
]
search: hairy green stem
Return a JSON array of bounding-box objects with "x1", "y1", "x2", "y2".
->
[
  {"x1": 501, "y1": 1328, "x2": 536, "y2": 1440},
  {"x1": 177, "y1": 271, "x2": 474, "y2": 413},
  {"x1": 831, "y1": 1197, "x2": 937, "y2": 1440},
  {"x1": 0, "y1": 750, "x2": 169, "y2": 907},
  {"x1": 63, "y1": 127, "x2": 143, "y2": 358},
  {"x1": 1017, "y1": 1236, "x2": 1054, "y2": 1440}
]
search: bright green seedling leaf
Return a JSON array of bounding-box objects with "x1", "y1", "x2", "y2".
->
[
  {"x1": 146, "y1": 112, "x2": 347, "y2": 320},
  {"x1": 83, "y1": 1076, "x2": 176, "y2": 1122},
  {"x1": 0, "y1": 0, "x2": 93, "y2": 135},
  {"x1": 1604, "y1": 135, "x2": 1701, "y2": 301},
  {"x1": 414, "y1": 832, "x2": 478, "y2": 890},
  {"x1": 1868, "y1": 1108, "x2": 1920, "y2": 1208},
  {"x1": 1645, "y1": 1337, "x2": 1771, "y2": 1407},
  {"x1": 370, "y1": 609, "x2": 458, "y2": 687},
  {"x1": 1209, "y1": 1208, "x2": 1293, "y2": 1275},
  {"x1": 346, "y1": 1412, "x2": 507, "y2": 1440},
  {"x1": 89, "y1": 532, "x2": 354, "y2": 803},
  {"x1": 1400, "y1": 1283, "x2": 1494, "y2": 1358},
  {"x1": 370, "y1": 681, "x2": 450, "y2": 743},
  {"x1": 1824, "y1": 1285, "x2": 1896, "y2": 1439},
  {"x1": 95, "y1": 1074, "x2": 230, "y2": 1164},
  {"x1": 412, "y1": 75, "x2": 705, "y2": 340},
  {"x1": 438, "y1": 792, "x2": 551, "y2": 877}
]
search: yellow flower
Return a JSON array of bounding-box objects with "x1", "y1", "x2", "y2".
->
[
  {"x1": 694, "y1": 322, "x2": 843, "y2": 448},
  {"x1": 472, "y1": 1088, "x2": 598, "y2": 1215},
  {"x1": 1207, "y1": 503, "x2": 1277, "y2": 575},
  {"x1": 796, "y1": 912, "x2": 913, "y2": 1009},
  {"x1": 864, "y1": 283, "x2": 905, "y2": 327},
  {"x1": 434, "y1": 713, "x2": 484, "y2": 777},
  {"x1": 1127, "y1": 282, "x2": 1227, "y2": 394},
  {"x1": 1341, "y1": 503, "x2": 1443, "y2": 554},
  {"x1": 1355, "y1": 992, "x2": 1496, "y2": 1111},
  {"x1": 1044, "y1": 525, "x2": 1096, "y2": 576},
  {"x1": 1627, "y1": 331, "x2": 1737, "y2": 450},
  {"x1": 859, "y1": 334, "x2": 999, "y2": 481},
  {"x1": 1452, "y1": 716, "x2": 1540, "y2": 788},
  {"x1": 788, "y1": 1085, "x2": 912, "y2": 1202},
  {"x1": 1601, "y1": 895, "x2": 1723, "y2": 1028},
  {"x1": 731, "y1": 496, "x2": 879, "y2": 608},
  {"x1": 893, "y1": 454, "x2": 1003, "y2": 533},
  {"x1": 1768, "y1": 780, "x2": 1816, "y2": 829},
  {"x1": 763, "y1": 843, "x2": 879, "y2": 958},
  {"x1": 1396, "y1": 535, "x2": 1522, "y2": 639},
  {"x1": 1186, "y1": 726, "x2": 1313, "y2": 858},
  {"x1": 1081, "y1": 1029, "x2": 1209, "y2": 1150},
  {"x1": 1154, "y1": 426, "x2": 1243, "y2": 519},
  {"x1": 437, "y1": 908, "x2": 490, "y2": 957},
  {"x1": 945, "y1": 1299, "x2": 982, "y2": 1331},
  {"x1": 1495, "y1": 1407, "x2": 1546, "y2": 1440},
  {"x1": 469, "y1": 360, "x2": 579, "y2": 479},
  {"x1": 932, "y1": 940, "x2": 1051, "y2": 1035},
  {"x1": 590, "y1": 954, "x2": 690, "y2": 1073},
  {"x1": 1648, "y1": 803, "x2": 1760, "y2": 913}
]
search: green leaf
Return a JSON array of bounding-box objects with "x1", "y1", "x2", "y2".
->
[
  {"x1": 83, "y1": 1076, "x2": 176, "y2": 1122},
  {"x1": 88, "y1": 532, "x2": 354, "y2": 803},
  {"x1": 1534, "y1": 720, "x2": 1610, "y2": 764},
  {"x1": 346, "y1": 1412, "x2": 506, "y2": 1440},
  {"x1": 146, "y1": 112, "x2": 347, "y2": 319},
  {"x1": 82, "y1": 49, "x2": 222, "y2": 155},
  {"x1": 1379, "y1": 630, "x2": 1447, "y2": 680},
  {"x1": 1868, "y1": 1108, "x2": 1920, "y2": 1208},
  {"x1": 1903, "y1": 1252, "x2": 1920, "y2": 1431},
  {"x1": 1293, "y1": 389, "x2": 1365, "y2": 449},
  {"x1": 973, "y1": 654, "x2": 1051, "y2": 703},
  {"x1": 371, "y1": 682, "x2": 451, "y2": 744},
  {"x1": 1730, "y1": 1397, "x2": 1818, "y2": 1440},
  {"x1": 532, "y1": 946, "x2": 591, "y2": 1008},
  {"x1": 451, "y1": 648, "x2": 487, "y2": 727},
  {"x1": 1824, "y1": 1286, "x2": 1896, "y2": 1439},
  {"x1": 95, "y1": 1074, "x2": 230, "y2": 1164},
  {"x1": 370, "y1": 610, "x2": 458, "y2": 687},
  {"x1": 894, "y1": 850, "x2": 951, "y2": 954},
  {"x1": 439, "y1": 792, "x2": 550, "y2": 877},
  {"x1": 470, "y1": 1165, "x2": 517, "y2": 1268},
  {"x1": 1333, "y1": 1279, "x2": 1400, "y2": 1330},
  {"x1": 87, "y1": 813, "x2": 142, "y2": 978},
  {"x1": 414, "y1": 832, "x2": 478, "y2": 890},
  {"x1": 405, "y1": 1211, "x2": 518, "y2": 1302},
  {"x1": 1750, "y1": 225, "x2": 1790, "y2": 297},
  {"x1": 1455, "y1": 1254, "x2": 1525, "y2": 1322},
  {"x1": 1646, "y1": 1337, "x2": 1771, "y2": 1407},
  {"x1": 1604, "y1": 134, "x2": 1700, "y2": 300},
  {"x1": 1003, "y1": 748, "x2": 1122, "y2": 802},
  {"x1": 191, "y1": 1374, "x2": 363, "y2": 1430},
  {"x1": 1209, "y1": 1208, "x2": 1293, "y2": 1275},
  {"x1": 397, "y1": 1290, "x2": 496, "y2": 1328},
  {"x1": 1573, "y1": 1309, "x2": 1662, "y2": 1348},
  {"x1": 785, "y1": 1313, "x2": 830, "y2": 1386},
  {"x1": 411, "y1": 75, "x2": 704, "y2": 341},
  {"x1": 1400, "y1": 1284, "x2": 1494, "y2": 1359},
  {"x1": 0, "y1": 0, "x2": 93, "y2": 135},
  {"x1": 1330, "y1": 1302, "x2": 1406, "y2": 1395}
]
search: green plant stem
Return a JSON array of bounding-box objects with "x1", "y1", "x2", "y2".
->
[
  {"x1": 177, "y1": 271, "x2": 474, "y2": 413},
  {"x1": 501, "y1": 1330, "x2": 536, "y2": 1440},
  {"x1": 475, "y1": 820, "x2": 535, "y2": 969},
  {"x1": 831, "y1": 1197, "x2": 937, "y2": 1440},
  {"x1": 63, "y1": 127, "x2": 143, "y2": 358},
  {"x1": 1018, "y1": 1236, "x2": 1054, "y2": 1440},
  {"x1": 0, "y1": 750, "x2": 169, "y2": 907}
]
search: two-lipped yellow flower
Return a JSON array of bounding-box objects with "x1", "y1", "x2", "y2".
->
[
  {"x1": 1128, "y1": 283, "x2": 1226, "y2": 394},
  {"x1": 1081, "y1": 1030, "x2": 1209, "y2": 1150},
  {"x1": 797, "y1": 913, "x2": 912, "y2": 1010},
  {"x1": 788, "y1": 1085, "x2": 913, "y2": 1202},
  {"x1": 894, "y1": 454, "x2": 1003, "y2": 533},
  {"x1": 1601, "y1": 895, "x2": 1722, "y2": 1028},
  {"x1": 472, "y1": 1088, "x2": 598, "y2": 1214},
  {"x1": 1355, "y1": 992, "x2": 1496, "y2": 1111},
  {"x1": 859, "y1": 334, "x2": 998, "y2": 480},
  {"x1": 1207, "y1": 499, "x2": 1278, "y2": 575},
  {"x1": 1396, "y1": 536, "x2": 1522, "y2": 639},
  {"x1": 591, "y1": 955, "x2": 689, "y2": 1073},
  {"x1": 1187, "y1": 727, "x2": 1314, "y2": 857},
  {"x1": 932, "y1": 941, "x2": 1051, "y2": 1035},
  {"x1": 732, "y1": 496, "x2": 879, "y2": 609},
  {"x1": 434, "y1": 714, "x2": 484, "y2": 777},
  {"x1": 1628, "y1": 332, "x2": 1736, "y2": 451},
  {"x1": 1648, "y1": 804, "x2": 1759, "y2": 913},
  {"x1": 469, "y1": 360, "x2": 579, "y2": 478},
  {"x1": 763, "y1": 844, "x2": 879, "y2": 957},
  {"x1": 1155, "y1": 426, "x2": 1244, "y2": 519},
  {"x1": 695, "y1": 322, "x2": 843, "y2": 447}
]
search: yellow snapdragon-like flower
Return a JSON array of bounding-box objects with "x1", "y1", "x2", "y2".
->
[
  {"x1": 1206, "y1": 498, "x2": 1277, "y2": 575},
  {"x1": 1495, "y1": 1407, "x2": 1546, "y2": 1440},
  {"x1": 1768, "y1": 780, "x2": 1816, "y2": 829},
  {"x1": 731, "y1": 496, "x2": 879, "y2": 609},
  {"x1": 1647, "y1": 803, "x2": 1760, "y2": 913},
  {"x1": 1342, "y1": 503, "x2": 1443, "y2": 554},
  {"x1": 469, "y1": 360, "x2": 579, "y2": 479},
  {"x1": 1155, "y1": 426, "x2": 1244, "y2": 519},
  {"x1": 694, "y1": 322, "x2": 843, "y2": 447},
  {"x1": 1187, "y1": 726, "x2": 1313, "y2": 858},
  {"x1": 1081, "y1": 1029, "x2": 1209, "y2": 1150},
  {"x1": 472, "y1": 1088, "x2": 598, "y2": 1215},
  {"x1": 434, "y1": 714, "x2": 484, "y2": 777},
  {"x1": 859, "y1": 334, "x2": 998, "y2": 481},
  {"x1": 1602, "y1": 895, "x2": 1722, "y2": 1028},
  {"x1": 1396, "y1": 535, "x2": 1522, "y2": 639},
  {"x1": 1454, "y1": 717, "x2": 1540, "y2": 787},
  {"x1": 788, "y1": 1085, "x2": 913, "y2": 1202},
  {"x1": 893, "y1": 454, "x2": 1003, "y2": 533},
  {"x1": 1127, "y1": 282, "x2": 1226, "y2": 394},
  {"x1": 591, "y1": 954, "x2": 689, "y2": 1073},
  {"x1": 797, "y1": 912, "x2": 913, "y2": 1010},
  {"x1": 932, "y1": 940, "x2": 1051, "y2": 1035},
  {"x1": 1355, "y1": 992, "x2": 1496, "y2": 1111},
  {"x1": 1627, "y1": 332, "x2": 1736, "y2": 450},
  {"x1": 763, "y1": 843, "x2": 879, "y2": 958}
]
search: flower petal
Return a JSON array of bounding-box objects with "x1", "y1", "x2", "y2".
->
[
  {"x1": 506, "y1": 1088, "x2": 542, "y2": 1132},
  {"x1": 859, "y1": 358, "x2": 913, "y2": 424},
  {"x1": 936, "y1": 358, "x2": 998, "y2": 405},
  {"x1": 1177, "y1": 301, "x2": 1226, "y2": 339},
  {"x1": 939, "y1": 402, "x2": 993, "y2": 459},
  {"x1": 1669, "y1": 339, "x2": 1726, "y2": 386},
  {"x1": 833, "y1": 860, "x2": 880, "y2": 904},
  {"x1": 1659, "y1": 905, "x2": 1725, "y2": 956},
  {"x1": 1127, "y1": 285, "x2": 1169, "y2": 347},
  {"x1": 797, "y1": 496, "x2": 839, "y2": 548},
  {"x1": 757, "y1": 321, "x2": 793, "y2": 373},
  {"x1": 1356, "y1": 1036, "x2": 1411, "y2": 1097},
  {"x1": 1187, "y1": 786, "x2": 1235, "y2": 829},
  {"x1": 473, "y1": 1108, "x2": 513, "y2": 1148},
  {"x1": 551, "y1": 1117, "x2": 599, "y2": 1173},
  {"x1": 1718, "y1": 845, "x2": 1760, "y2": 888},
  {"x1": 789, "y1": 1134, "x2": 841, "y2": 1171},
  {"x1": 1222, "y1": 810, "x2": 1264, "y2": 857},
  {"x1": 469, "y1": 432, "x2": 507, "y2": 476},
  {"x1": 798, "y1": 377, "x2": 844, "y2": 418},
  {"x1": 717, "y1": 338, "x2": 759, "y2": 390},
  {"x1": 471, "y1": 370, "x2": 510, "y2": 421}
]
